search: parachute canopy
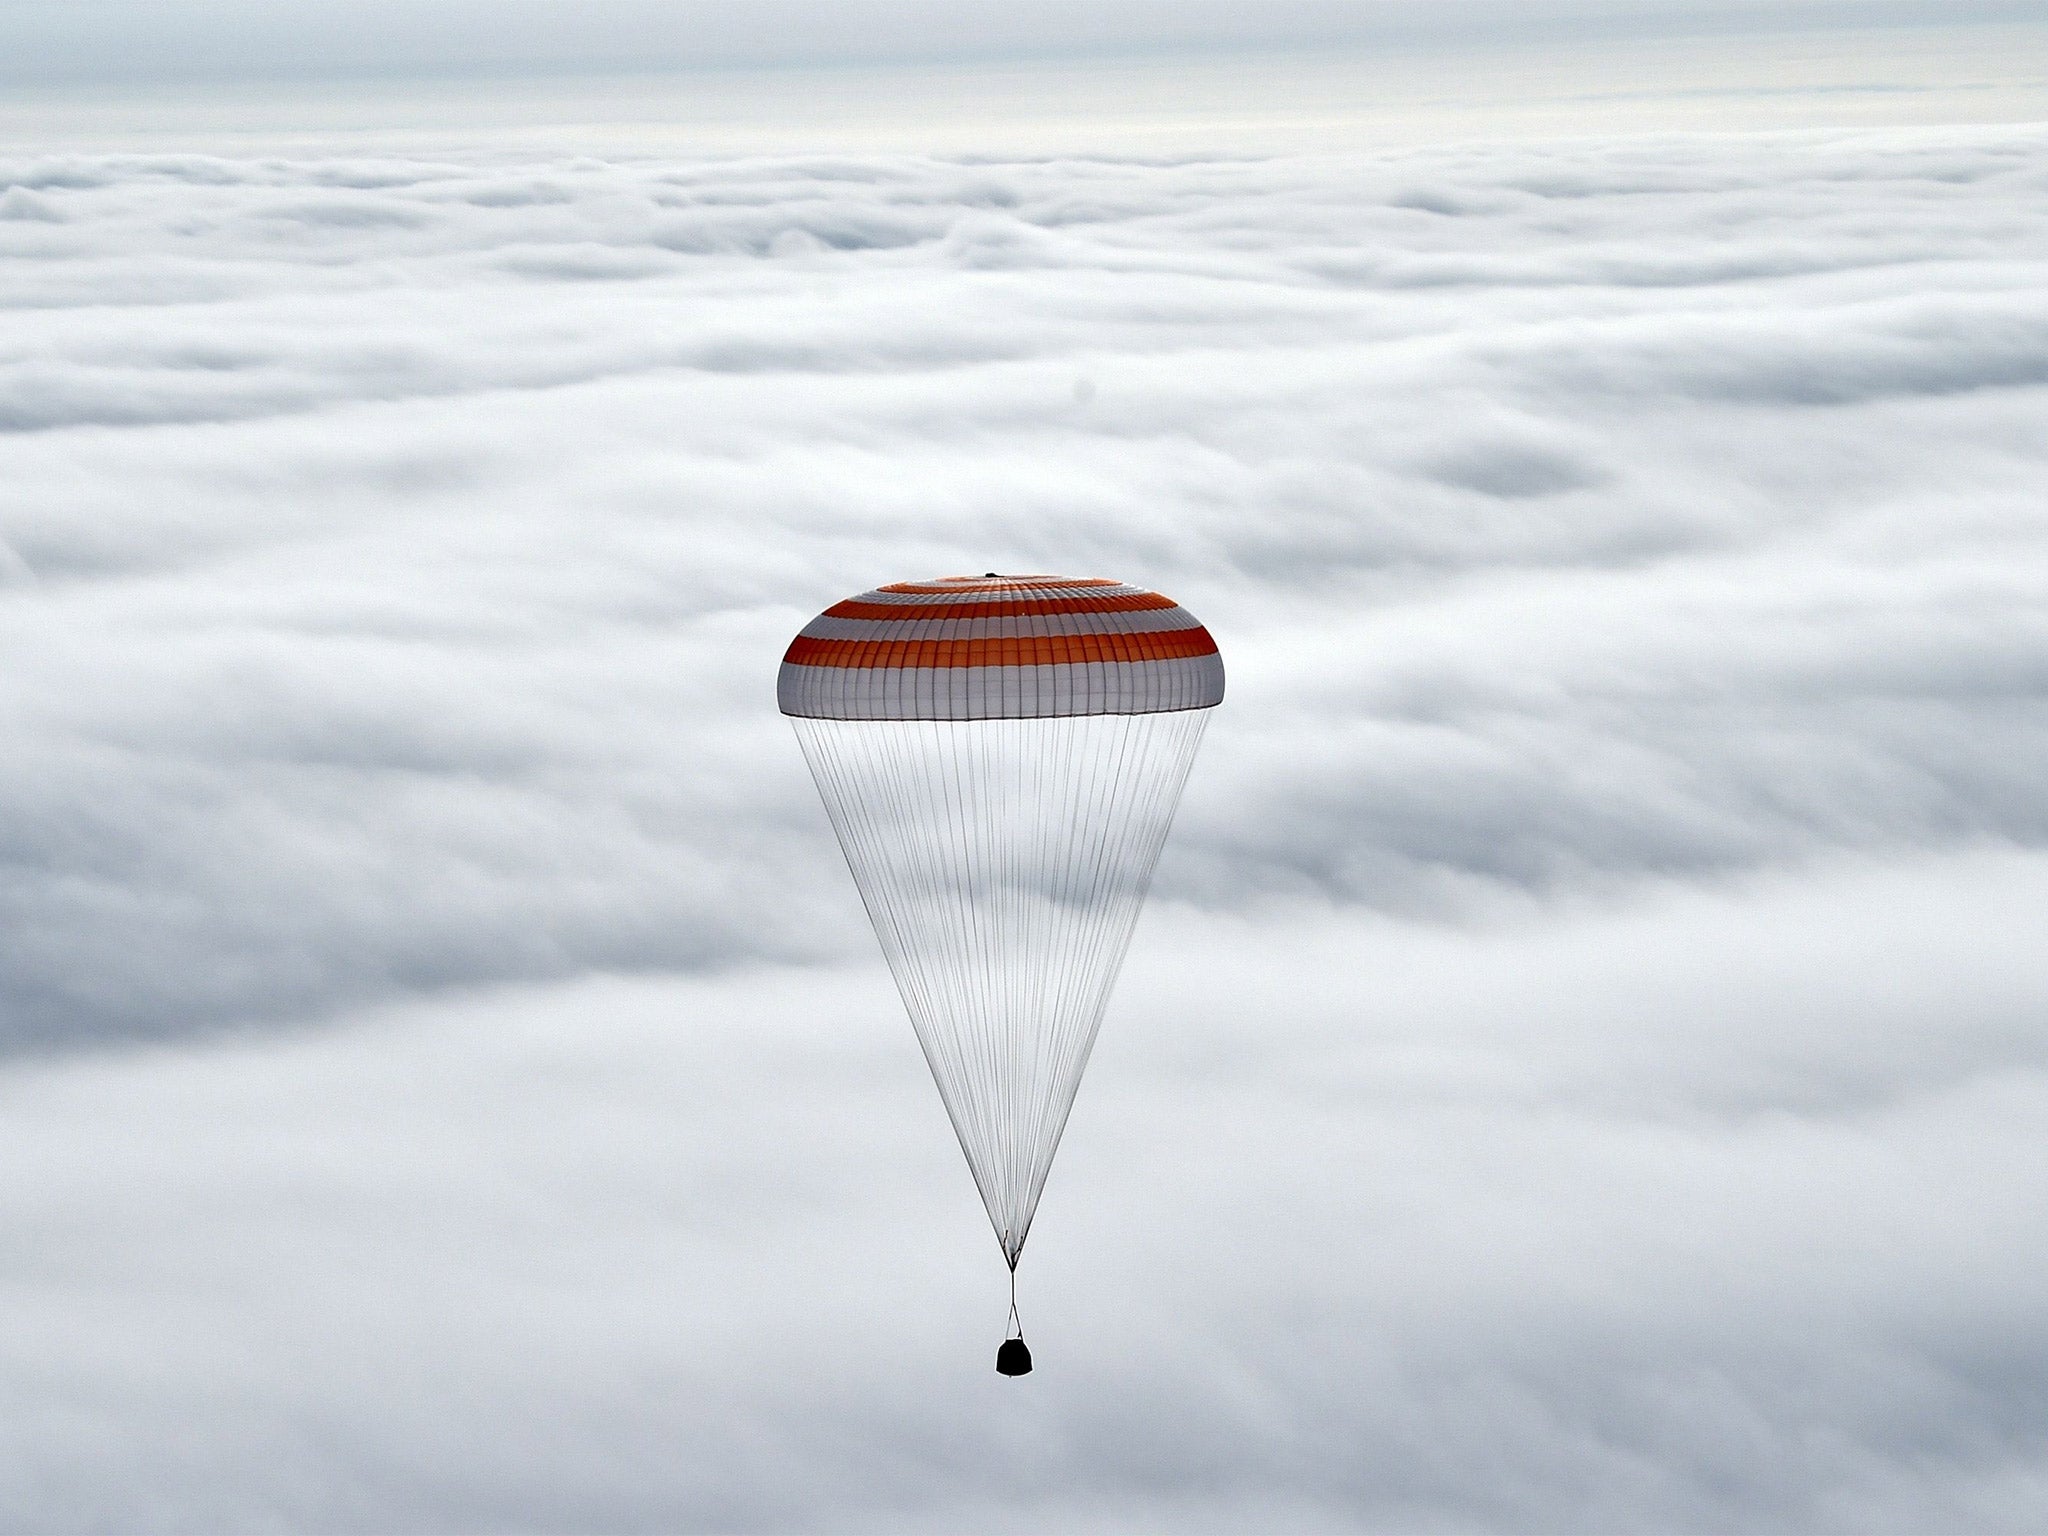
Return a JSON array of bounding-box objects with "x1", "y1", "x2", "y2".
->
[
  {"x1": 780, "y1": 575, "x2": 1222, "y2": 1273},
  {"x1": 776, "y1": 574, "x2": 1224, "y2": 721}
]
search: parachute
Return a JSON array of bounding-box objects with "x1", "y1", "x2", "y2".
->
[{"x1": 779, "y1": 574, "x2": 1223, "y2": 1375}]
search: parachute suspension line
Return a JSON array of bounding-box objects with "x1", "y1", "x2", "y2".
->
[
  {"x1": 1007, "y1": 1264, "x2": 1022, "y2": 1340},
  {"x1": 792, "y1": 710, "x2": 1209, "y2": 1270}
]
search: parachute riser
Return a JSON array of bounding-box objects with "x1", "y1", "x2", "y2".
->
[{"x1": 998, "y1": 1266, "x2": 1033, "y2": 1376}]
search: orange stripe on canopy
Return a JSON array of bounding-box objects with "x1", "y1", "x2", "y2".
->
[
  {"x1": 783, "y1": 627, "x2": 1219, "y2": 670},
  {"x1": 824, "y1": 593, "x2": 1179, "y2": 621},
  {"x1": 878, "y1": 577, "x2": 1122, "y2": 594}
]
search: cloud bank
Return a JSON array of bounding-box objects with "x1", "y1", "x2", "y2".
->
[{"x1": 1, "y1": 124, "x2": 2046, "y2": 1530}]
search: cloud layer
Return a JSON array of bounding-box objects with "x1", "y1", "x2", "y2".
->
[{"x1": 1, "y1": 124, "x2": 2046, "y2": 1530}]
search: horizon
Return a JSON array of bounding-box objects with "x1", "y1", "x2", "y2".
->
[{"x1": 5, "y1": 4, "x2": 2045, "y2": 154}]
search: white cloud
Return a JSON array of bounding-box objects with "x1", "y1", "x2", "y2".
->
[{"x1": 0, "y1": 123, "x2": 2045, "y2": 1528}]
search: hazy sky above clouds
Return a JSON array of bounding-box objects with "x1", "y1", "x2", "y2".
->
[
  {"x1": 2, "y1": 2, "x2": 2042, "y2": 159},
  {"x1": 0, "y1": 0, "x2": 2038, "y2": 86}
]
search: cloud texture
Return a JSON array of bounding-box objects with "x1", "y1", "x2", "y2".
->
[{"x1": 1, "y1": 124, "x2": 2046, "y2": 1530}]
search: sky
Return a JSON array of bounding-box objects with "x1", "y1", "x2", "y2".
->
[
  {"x1": 3, "y1": 3, "x2": 2048, "y2": 1533},
  {"x1": 1, "y1": 0, "x2": 2043, "y2": 85},
  {"x1": 4, "y1": 1, "x2": 2047, "y2": 153}
]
